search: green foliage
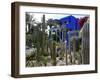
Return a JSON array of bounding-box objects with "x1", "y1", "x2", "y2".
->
[
  {"x1": 26, "y1": 34, "x2": 33, "y2": 47},
  {"x1": 26, "y1": 53, "x2": 35, "y2": 61}
]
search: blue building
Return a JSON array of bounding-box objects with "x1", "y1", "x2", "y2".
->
[
  {"x1": 49, "y1": 15, "x2": 81, "y2": 48},
  {"x1": 60, "y1": 15, "x2": 81, "y2": 48},
  {"x1": 60, "y1": 15, "x2": 81, "y2": 31}
]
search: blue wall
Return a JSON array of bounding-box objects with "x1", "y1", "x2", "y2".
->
[{"x1": 60, "y1": 15, "x2": 80, "y2": 31}]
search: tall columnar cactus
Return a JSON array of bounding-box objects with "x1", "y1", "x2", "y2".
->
[
  {"x1": 72, "y1": 37, "x2": 76, "y2": 64},
  {"x1": 41, "y1": 15, "x2": 46, "y2": 56},
  {"x1": 52, "y1": 41, "x2": 57, "y2": 66}
]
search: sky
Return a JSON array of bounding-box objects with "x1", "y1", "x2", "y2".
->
[{"x1": 27, "y1": 12, "x2": 89, "y2": 22}]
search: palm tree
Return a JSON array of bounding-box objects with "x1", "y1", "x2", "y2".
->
[{"x1": 26, "y1": 13, "x2": 36, "y2": 33}]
